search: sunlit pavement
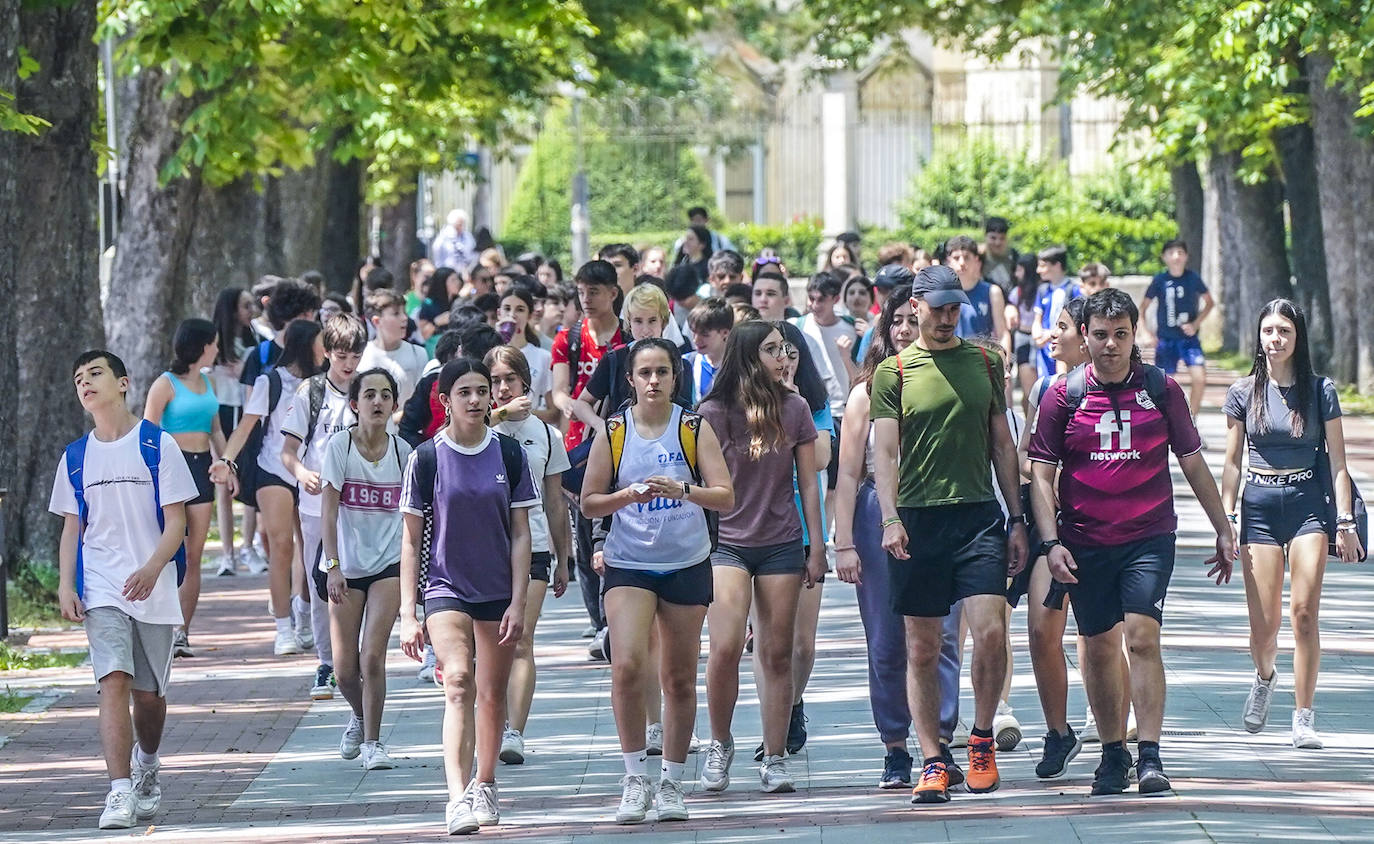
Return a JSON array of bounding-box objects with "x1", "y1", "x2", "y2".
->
[{"x1": 3, "y1": 368, "x2": 1374, "y2": 842}]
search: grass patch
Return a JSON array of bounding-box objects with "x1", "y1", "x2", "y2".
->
[
  {"x1": 1335, "y1": 384, "x2": 1374, "y2": 417},
  {"x1": 0, "y1": 642, "x2": 86, "y2": 671},
  {"x1": 7, "y1": 562, "x2": 67, "y2": 629},
  {"x1": 0, "y1": 687, "x2": 34, "y2": 712},
  {"x1": 1208, "y1": 349, "x2": 1252, "y2": 375}
]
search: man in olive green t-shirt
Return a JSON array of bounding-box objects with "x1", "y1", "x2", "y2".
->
[{"x1": 869, "y1": 265, "x2": 1029, "y2": 805}]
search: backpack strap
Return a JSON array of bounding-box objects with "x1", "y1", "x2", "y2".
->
[
  {"x1": 567, "y1": 318, "x2": 586, "y2": 388},
  {"x1": 64, "y1": 434, "x2": 91, "y2": 599},
  {"x1": 258, "y1": 339, "x2": 273, "y2": 367},
  {"x1": 301, "y1": 373, "x2": 329, "y2": 456},
  {"x1": 137, "y1": 420, "x2": 188, "y2": 586},
  {"x1": 495, "y1": 432, "x2": 526, "y2": 505},
  {"x1": 414, "y1": 439, "x2": 438, "y2": 510},
  {"x1": 975, "y1": 344, "x2": 1002, "y2": 396},
  {"x1": 1064, "y1": 364, "x2": 1089, "y2": 410},
  {"x1": 266, "y1": 368, "x2": 284, "y2": 414},
  {"x1": 605, "y1": 411, "x2": 629, "y2": 489},
  {"x1": 392, "y1": 434, "x2": 402, "y2": 472},
  {"x1": 895, "y1": 352, "x2": 905, "y2": 454},
  {"x1": 679, "y1": 411, "x2": 703, "y2": 484},
  {"x1": 1141, "y1": 364, "x2": 1168, "y2": 409}
]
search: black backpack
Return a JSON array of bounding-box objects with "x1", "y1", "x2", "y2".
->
[{"x1": 1062, "y1": 363, "x2": 1168, "y2": 411}]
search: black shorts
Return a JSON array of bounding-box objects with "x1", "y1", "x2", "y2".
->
[
  {"x1": 425, "y1": 595, "x2": 510, "y2": 623},
  {"x1": 889, "y1": 501, "x2": 1007, "y2": 618},
  {"x1": 183, "y1": 450, "x2": 215, "y2": 506},
  {"x1": 1005, "y1": 485, "x2": 1039, "y2": 608},
  {"x1": 825, "y1": 416, "x2": 843, "y2": 490},
  {"x1": 1240, "y1": 471, "x2": 1331, "y2": 547},
  {"x1": 711, "y1": 540, "x2": 804, "y2": 576},
  {"x1": 218, "y1": 404, "x2": 243, "y2": 437},
  {"x1": 603, "y1": 560, "x2": 713, "y2": 607},
  {"x1": 1065, "y1": 533, "x2": 1176, "y2": 637},
  {"x1": 255, "y1": 469, "x2": 299, "y2": 505},
  {"x1": 530, "y1": 551, "x2": 552, "y2": 583},
  {"x1": 1015, "y1": 336, "x2": 1033, "y2": 367},
  {"x1": 347, "y1": 563, "x2": 401, "y2": 593}
]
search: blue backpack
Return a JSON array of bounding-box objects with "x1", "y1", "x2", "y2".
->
[{"x1": 64, "y1": 419, "x2": 188, "y2": 598}]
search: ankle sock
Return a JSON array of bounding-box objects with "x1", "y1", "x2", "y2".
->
[
  {"x1": 922, "y1": 756, "x2": 943, "y2": 767},
  {"x1": 135, "y1": 746, "x2": 159, "y2": 767},
  {"x1": 1138, "y1": 740, "x2": 1160, "y2": 759},
  {"x1": 110, "y1": 778, "x2": 132, "y2": 793},
  {"x1": 1103, "y1": 740, "x2": 1126, "y2": 755},
  {"x1": 662, "y1": 759, "x2": 685, "y2": 782},
  {"x1": 971, "y1": 726, "x2": 994, "y2": 740},
  {"x1": 623, "y1": 749, "x2": 648, "y2": 777},
  {"x1": 275, "y1": 616, "x2": 292, "y2": 634}
]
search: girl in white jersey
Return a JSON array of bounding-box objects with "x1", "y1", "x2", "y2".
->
[{"x1": 581, "y1": 338, "x2": 734, "y2": 825}]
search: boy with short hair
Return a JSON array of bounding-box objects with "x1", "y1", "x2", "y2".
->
[
  {"x1": 240, "y1": 278, "x2": 321, "y2": 392},
  {"x1": 751, "y1": 272, "x2": 799, "y2": 321},
  {"x1": 360, "y1": 289, "x2": 428, "y2": 423},
  {"x1": 686, "y1": 297, "x2": 734, "y2": 406},
  {"x1": 281, "y1": 314, "x2": 366, "y2": 700},
  {"x1": 1140, "y1": 240, "x2": 1213, "y2": 420},
  {"x1": 52, "y1": 351, "x2": 198, "y2": 830},
  {"x1": 1078, "y1": 262, "x2": 1112, "y2": 296}
]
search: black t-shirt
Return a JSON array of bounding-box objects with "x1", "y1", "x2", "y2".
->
[
  {"x1": 240, "y1": 339, "x2": 283, "y2": 387},
  {"x1": 584, "y1": 346, "x2": 694, "y2": 415},
  {"x1": 417, "y1": 298, "x2": 446, "y2": 324}
]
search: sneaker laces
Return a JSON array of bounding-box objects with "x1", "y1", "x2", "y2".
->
[
  {"x1": 658, "y1": 776, "x2": 685, "y2": 802},
  {"x1": 918, "y1": 760, "x2": 946, "y2": 785},
  {"x1": 1245, "y1": 677, "x2": 1273, "y2": 720},
  {"x1": 471, "y1": 782, "x2": 498, "y2": 815},
  {"x1": 705, "y1": 742, "x2": 728, "y2": 774},
  {"x1": 763, "y1": 756, "x2": 787, "y2": 779},
  {"x1": 620, "y1": 774, "x2": 650, "y2": 806},
  {"x1": 969, "y1": 741, "x2": 995, "y2": 774},
  {"x1": 1295, "y1": 708, "x2": 1317, "y2": 732}
]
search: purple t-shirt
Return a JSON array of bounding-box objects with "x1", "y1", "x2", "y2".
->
[
  {"x1": 400, "y1": 430, "x2": 538, "y2": 603},
  {"x1": 1028, "y1": 364, "x2": 1201, "y2": 547},
  {"x1": 698, "y1": 391, "x2": 817, "y2": 547}
]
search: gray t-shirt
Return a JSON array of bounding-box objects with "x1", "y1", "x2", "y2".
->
[{"x1": 1223, "y1": 376, "x2": 1341, "y2": 471}]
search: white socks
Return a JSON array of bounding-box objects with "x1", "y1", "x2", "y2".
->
[{"x1": 623, "y1": 749, "x2": 648, "y2": 777}]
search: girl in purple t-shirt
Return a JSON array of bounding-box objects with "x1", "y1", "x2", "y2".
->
[
  {"x1": 696, "y1": 320, "x2": 823, "y2": 795},
  {"x1": 397, "y1": 358, "x2": 538, "y2": 835}
]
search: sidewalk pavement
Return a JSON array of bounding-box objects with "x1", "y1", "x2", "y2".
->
[{"x1": 3, "y1": 365, "x2": 1374, "y2": 842}]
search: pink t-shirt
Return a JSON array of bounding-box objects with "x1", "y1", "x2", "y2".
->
[{"x1": 1028, "y1": 364, "x2": 1201, "y2": 547}]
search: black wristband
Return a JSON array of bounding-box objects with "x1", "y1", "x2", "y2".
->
[{"x1": 1036, "y1": 539, "x2": 1062, "y2": 558}]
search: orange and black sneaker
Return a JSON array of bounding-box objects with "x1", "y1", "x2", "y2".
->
[
  {"x1": 966, "y1": 736, "x2": 1000, "y2": 793},
  {"x1": 911, "y1": 759, "x2": 950, "y2": 804}
]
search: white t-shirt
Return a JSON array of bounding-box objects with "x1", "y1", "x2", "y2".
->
[
  {"x1": 279, "y1": 376, "x2": 357, "y2": 516},
  {"x1": 494, "y1": 414, "x2": 571, "y2": 556},
  {"x1": 517, "y1": 343, "x2": 553, "y2": 409},
  {"x1": 244, "y1": 370, "x2": 302, "y2": 484},
  {"x1": 360, "y1": 340, "x2": 429, "y2": 410},
  {"x1": 319, "y1": 429, "x2": 412, "y2": 578},
  {"x1": 48, "y1": 425, "x2": 198, "y2": 624},
  {"x1": 794, "y1": 315, "x2": 851, "y2": 418}
]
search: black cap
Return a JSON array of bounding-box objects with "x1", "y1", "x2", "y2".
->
[
  {"x1": 873, "y1": 263, "x2": 915, "y2": 291},
  {"x1": 912, "y1": 265, "x2": 970, "y2": 308}
]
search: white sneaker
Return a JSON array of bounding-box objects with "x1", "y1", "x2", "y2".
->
[
  {"x1": 417, "y1": 644, "x2": 437, "y2": 683},
  {"x1": 273, "y1": 629, "x2": 302, "y2": 656},
  {"x1": 994, "y1": 701, "x2": 1023, "y2": 752},
  {"x1": 98, "y1": 789, "x2": 136, "y2": 829},
  {"x1": 1243, "y1": 671, "x2": 1278, "y2": 733},
  {"x1": 1126, "y1": 708, "x2": 1138, "y2": 742},
  {"x1": 1292, "y1": 708, "x2": 1323, "y2": 749},
  {"x1": 1081, "y1": 709, "x2": 1099, "y2": 743},
  {"x1": 759, "y1": 754, "x2": 795, "y2": 793},
  {"x1": 469, "y1": 780, "x2": 500, "y2": 826},
  {"x1": 950, "y1": 719, "x2": 970, "y2": 749},
  {"x1": 214, "y1": 552, "x2": 237, "y2": 576},
  {"x1": 129, "y1": 753, "x2": 161, "y2": 820},
  {"x1": 445, "y1": 797, "x2": 479, "y2": 835},
  {"x1": 361, "y1": 741, "x2": 394, "y2": 770},
  {"x1": 700, "y1": 740, "x2": 734, "y2": 792},
  {"x1": 646, "y1": 722, "x2": 664, "y2": 756},
  {"x1": 294, "y1": 614, "x2": 314, "y2": 651},
  {"x1": 244, "y1": 546, "x2": 269, "y2": 575},
  {"x1": 655, "y1": 777, "x2": 688, "y2": 822},
  {"x1": 340, "y1": 714, "x2": 364, "y2": 760},
  {"x1": 311, "y1": 664, "x2": 335, "y2": 700},
  {"x1": 615, "y1": 774, "x2": 653, "y2": 824},
  {"x1": 499, "y1": 728, "x2": 525, "y2": 765}
]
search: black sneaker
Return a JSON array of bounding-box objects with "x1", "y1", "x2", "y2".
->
[
  {"x1": 786, "y1": 701, "x2": 808, "y2": 754},
  {"x1": 880, "y1": 747, "x2": 913, "y2": 789},
  {"x1": 938, "y1": 743, "x2": 965, "y2": 787},
  {"x1": 754, "y1": 742, "x2": 766, "y2": 762},
  {"x1": 1137, "y1": 755, "x2": 1172, "y2": 795},
  {"x1": 1036, "y1": 726, "x2": 1083, "y2": 779},
  {"x1": 1090, "y1": 745, "x2": 1132, "y2": 796}
]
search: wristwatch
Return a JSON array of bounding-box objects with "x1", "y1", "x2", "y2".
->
[
  {"x1": 681, "y1": 482, "x2": 691, "y2": 499},
  {"x1": 1007, "y1": 513, "x2": 1029, "y2": 528},
  {"x1": 322, "y1": 557, "x2": 340, "y2": 572},
  {"x1": 1036, "y1": 539, "x2": 1062, "y2": 558}
]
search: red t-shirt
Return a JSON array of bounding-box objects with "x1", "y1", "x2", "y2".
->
[
  {"x1": 551, "y1": 320, "x2": 625, "y2": 450},
  {"x1": 1027, "y1": 364, "x2": 1201, "y2": 547}
]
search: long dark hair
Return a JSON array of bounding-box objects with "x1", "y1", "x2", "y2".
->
[
  {"x1": 1247, "y1": 298, "x2": 1315, "y2": 436},
  {"x1": 703, "y1": 320, "x2": 790, "y2": 460},
  {"x1": 276, "y1": 319, "x2": 322, "y2": 378},
  {"x1": 425, "y1": 267, "x2": 457, "y2": 313},
  {"x1": 170, "y1": 318, "x2": 217, "y2": 375},
  {"x1": 1014, "y1": 253, "x2": 1041, "y2": 311},
  {"x1": 676, "y1": 225, "x2": 714, "y2": 265},
  {"x1": 857, "y1": 283, "x2": 913, "y2": 388},
  {"x1": 213, "y1": 288, "x2": 254, "y2": 366},
  {"x1": 776, "y1": 321, "x2": 828, "y2": 414}
]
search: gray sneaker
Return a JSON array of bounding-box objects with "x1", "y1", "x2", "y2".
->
[
  {"x1": 1243, "y1": 671, "x2": 1278, "y2": 733},
  {"x1": 615, "y1": 774, "x2": 652, "y2": 824},
  {"x1": 340, "y1": 713, "x2": 364, "y2": 760},
  {"x1": 469, "y1": 780, "x2": 500, "y2": 826},
  {"x1": 445, "y1": 797, "x2": 478, "y2": 835},
  {"x1": 655, "y1": 776, "x2": 688, "y2": 822},
  {"x1": 98, "y1": 789, "x2": 136, "y2": 829},
  {"x1": 700, "y1": 740, "x2": 734, "y2": 792},
  {"x1": 129, "y1": 752, "x2": 161, "y2": 819},
  {"x1": 646, "y1": 721, "x2": 664, "y2": 756},
  {"x1": 760, "y1": 754, "x2": 795, "y2": 793}
]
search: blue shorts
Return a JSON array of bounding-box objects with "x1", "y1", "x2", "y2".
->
[{"x1": 1155, "y1": 336, "x2": 1205, "y2": 373}]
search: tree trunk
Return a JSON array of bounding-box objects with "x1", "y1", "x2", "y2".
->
[
  {"x1": 184, "y1": 176, "x2": 270, "y2": 315},
  {"x1": 380, "y1": 176, "x2": 420, "y2": 286},
  {"x1": 105, "y1": 67, "x2": 204, "y2": 410},
  {"x1": 319, "y1": 131, "x2": 363, "y2": 293},
  {"x1": 1308, "y1": 52, "x2": 1374, "y2": 390},
  {"x1": 1170, "y1": 160, "x2": 1205, "y2": 273},
  {"x1": 273, "y1": 153, "x2": 331, "y2": 276},
  {"x1": 1211, "y1": 151, "x2": 1293, "y2": 356},
  {"x1": 1274, "y1": 115, "x2": 1333, "y2": 374},
  {"x1": 1, "y1": 0, "x2": 102, "y2": 563},
  {"x1": 1207, "y1": 153, "x2": 1243, "y2": 352}
]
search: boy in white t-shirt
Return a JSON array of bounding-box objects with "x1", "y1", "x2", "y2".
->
[
  {"x1": 281, "y1": 315, "x2": 364, "y2": 700},
  {"x1": 51, "y1": 351, "x2": 198, "y2": 831},
  {"x1": 684, "y1": 297, "x2": 733, "y2": 407},
  {"x1": 360, "y1": 289, "x2": 429, "y2": 428}
]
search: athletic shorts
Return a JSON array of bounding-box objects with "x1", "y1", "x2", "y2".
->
[
  {"x1": 1015, "y1": 334, "x2": 1033, "y2": 367},
  {"x1": 1064, "y1": 533, "x2": 1176, "y2": 637},
  {"x1": 603, "y1": 559, "x2": 713, "y2": 607},
  {"x1": 1241, "y1": 470, "x2": 1331, "y2": 547},
  {"x1": 345, "y1": 562, "x2": 400, "y2": 593},
  {"x1": 1154, "y1": 336, "x2": 1205, "y2": 373},
  {"x1": 825, "y1": 417, "x2": 844, "y2": 490},
  {"x1": 711, "y1": 540, "x2": 804, "y2": 577},
  {"x1": 182, "y1": 450, "x2": 215, "y2": 506},
  {"x1": 425, "y1": 595, "x2": 509, "y2": 623},
  {"x1": 530, "y1": 551, "x2": 552, "y2": 583},
  {"x1": 84, "y1": 606, "x2": 175, "y2": 697},
  {"x1": 803, "y1": 544, "x2": 828, "y2": 584},
  {"x1": 255, "y1": 469, "x2": 299, "y2": 505},
  {"x1": 889, "y1": 501, "x2": 1007, "y2": 618},
  {"x1": 1005, "y1": 485, "x2": 1040, "y2": 608}
]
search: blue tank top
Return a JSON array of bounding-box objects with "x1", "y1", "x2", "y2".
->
[
  {"x1": 956, "y1": 280, "x2": 995, "y2": 339},
  {"x1": 161, "y1": 371, "x2": 219, "y2": 434}
]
